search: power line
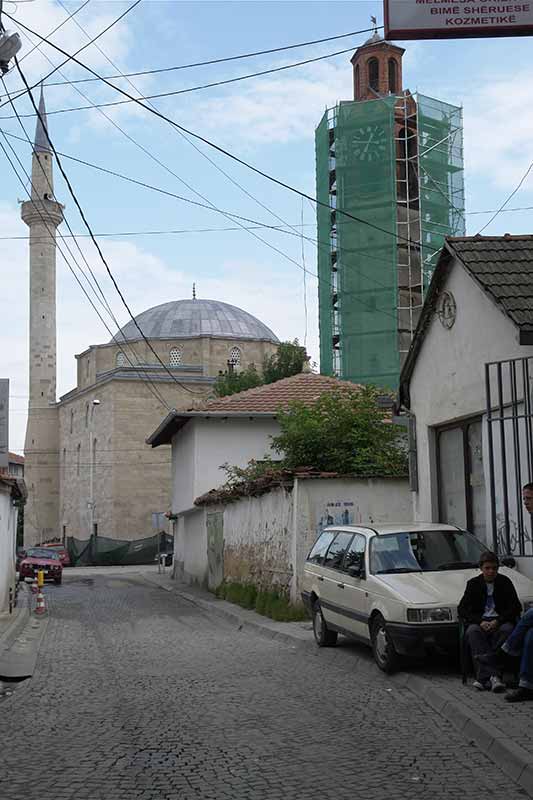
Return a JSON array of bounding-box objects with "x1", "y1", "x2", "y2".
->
[
  {"x1": 1, "y1": 13, "x2": 440, "y2": 259},
  {"x1": 0, "y1": 222, "x2": 316, "y2": 240},
  {"x1": 11, "y1": 24, "x2": 381, "y2": 90},
  {"x1": 0, "y1": 125, "x2": 171, "y2": 412},
  {"x1": 14, "y1": 56, "x2": 208, "y2": 396},
  {"x1": 0, "y1": 43, "x2": 361, "y2": 119},
  {"x1": 476, "y1": 160, "x2": 533, "y2": 234},
  {"x1": 0, "y1": 1, "x2": 141, "y2": 111}
]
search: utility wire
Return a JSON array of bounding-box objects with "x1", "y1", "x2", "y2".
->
[
  {"x1": 40, "y1": 24, "x2": 381, "y2": 87},
  {"x1": 476, "y1": 160, "x2": 533, "y2": 234},
  {"x1": 3, "y1": 0, "x2": 91, "y2": 76},
  {"x1": 0, "y1": 1, "x2": 141, "y2": 111},
  {"x1": 2, "y1": 13, "x2": 438, "y2": 260},
  {"x1": 0, "y1": 43, "x2": 361, "y2": 118},
  {"x1": 14, "y1": 56, "x2": 207, "y2": 396},
  {"x1": 0, "y1": 127, "x2": 171, "y2": 411}
]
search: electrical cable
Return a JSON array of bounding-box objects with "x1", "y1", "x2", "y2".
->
[
  {"x1": 0, "y1": 43, "x2": 364, "y2": 118},
  {"x1": 14, "y1": 56, "x2": 210, "y2": 396},
  {"x1": 0, "y1": 129, "x2": 172, "y2": 411},
  {"x1": 2, "y1": 12, "x2": 438, "y2": 260},
  {"x1": 0, "y1": 1, "x2": 141, "y2": 110},
  {"x1": 476, "y1": 159, "x2": 533, "y2": 234}
]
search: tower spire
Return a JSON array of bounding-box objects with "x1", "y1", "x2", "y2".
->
[{"x1": 34, "y1": 84, "x2": 51, "y2": 154}]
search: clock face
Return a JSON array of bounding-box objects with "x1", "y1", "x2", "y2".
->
[
  {"x1": 351, "y1": 124, "x2": 388, "y2": 162},
  {"x1": 437, "y1": 290, "x2": 457, "y2": 329}
]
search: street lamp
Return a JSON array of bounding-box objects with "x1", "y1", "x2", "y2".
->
[
  {"x1": 89, "y1": 399, "x2": 100, "y2": 539},
  {"x1": 0, "y1": 31, "x2": 21, "y2": 75}
]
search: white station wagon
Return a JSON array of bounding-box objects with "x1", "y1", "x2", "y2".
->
[{"x1": 301, "y1": 523, "x2": 533, "y2": 672}]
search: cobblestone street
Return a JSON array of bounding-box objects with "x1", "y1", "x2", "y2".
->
[{"x1": 0, "y1": 573, "x2": 528, "y2": 800}]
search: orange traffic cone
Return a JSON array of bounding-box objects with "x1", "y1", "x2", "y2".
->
[{"x1": 35, "y1": 587, "x2": 46, "y2": 615}]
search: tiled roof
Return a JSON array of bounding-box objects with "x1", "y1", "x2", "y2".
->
[
  {"x1": 8, "y1": 452, "x2": 24, "y2": 464},
  {"x1": 189, "y1": 372, "x2": 362, "y2": 414},
  {"x1": 447, "y1": 235, "x2": 533, "y2": 331}
]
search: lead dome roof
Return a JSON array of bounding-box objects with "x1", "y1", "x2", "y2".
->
[{"x1": 113, "y1": 299, "x2": 279, "y2": 343}]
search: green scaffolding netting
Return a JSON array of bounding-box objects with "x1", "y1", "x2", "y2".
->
[
  {"x1": 417, "y1": 94, "x2": 466, "y2": 286},
  {"x1": 67, "y1": 532, "x2": 173, "y2": 567},
  {"x1": 317, "y1": 96, "x2": 399, "y2": 390}
]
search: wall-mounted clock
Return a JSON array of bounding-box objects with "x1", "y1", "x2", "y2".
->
[
  {"x1": 437, "y1": 290, "x2": 457, "y2": 329},
  {"x1": 351, "y1": 124, "x2": 388, "y2": 162}
]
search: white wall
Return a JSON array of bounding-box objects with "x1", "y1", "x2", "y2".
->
[
  {"x1": 180, "y1": 508, "x2": 207, "y2": 586},
  {"x1": 409, "y1": 259, "x2": 533, "y2": 525},
  {"x1": 0, "y1": 484, "x2": 17, "y2": 615},
  {"x1": 171, "y1": 416, "x2": 281, "y2": 513}
]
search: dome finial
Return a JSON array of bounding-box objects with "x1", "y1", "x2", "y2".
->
[
  {"x1": 192, "y1": 282, "x2": 196, "y2": 300},
  {"x1": 371, "y1": 14, "x2": 378, "y2": 35}
]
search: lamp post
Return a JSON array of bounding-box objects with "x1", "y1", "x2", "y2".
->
[{"x1": 89, "y1": 399, "x2": 100, "y2": 540}]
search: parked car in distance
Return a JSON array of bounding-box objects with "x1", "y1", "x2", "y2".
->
[
  {"x1": 18, "y1": 547, "x2": 63, "y2": 585},
  {"x1": 301, "y1": 523, "x2": 533, "y2": 673},
  {"x1": 41, "y1": 543, "x2": 71, "y2": 567}
]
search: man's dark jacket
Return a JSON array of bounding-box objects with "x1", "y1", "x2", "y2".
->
[{"x1": 458, "y1": 573, "x2": 522, "y2": 626}]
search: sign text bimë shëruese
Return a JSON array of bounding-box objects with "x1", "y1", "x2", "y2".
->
[{"x1": 384, "y1": 0, "x2": 533, "y2": 39}]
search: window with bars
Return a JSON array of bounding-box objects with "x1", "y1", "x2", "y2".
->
[
  {"x1": 228, "y1": 347, "x2": 241, "y2": 366},
  {"x1": 169, "y1": 347, "x2": 182, "y2": 366},
  {"x1": 116, "y1": 351, "x2": 126, "y2": 367}
]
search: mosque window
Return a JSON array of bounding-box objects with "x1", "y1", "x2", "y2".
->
[
  {"x1": 116, "y1": 351, "x2": 126, "y2": 367},
  {"x1": 85, "y1": 403, "x2": 89, "y2": 429},
  {"x1": 229, "y1": 347, "x2": 241, "y2": 367},
  {"x1": 368, "y1": 58, "x2": 379, "y2": 92},
  {"x1": 169, "y1": 347, "x2": 182, "y2": 367},
  {"x1": 355, "y1": 64, "x2": 360, "y2": 99},
  {"x1": 77, "y1": 444, "x2": 81, "y2": 477},
  {"x1": 70, "y1": 409, "x2": 74, "y2": 434}
]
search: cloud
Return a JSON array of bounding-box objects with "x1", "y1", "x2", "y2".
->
[{"x1": 0, "y1": 205, "x2": 318, "y2": 453}]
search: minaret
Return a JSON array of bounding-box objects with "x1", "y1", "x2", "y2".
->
[{"x1": 21, "y1": 87, "x2": 63, "y2": 546}]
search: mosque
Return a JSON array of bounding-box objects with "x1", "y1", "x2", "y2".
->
[{"x1": 22, "y1": 89, "x2": 280, "y2": 549}]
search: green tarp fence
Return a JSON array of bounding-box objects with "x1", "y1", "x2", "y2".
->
[{"x1": 67, "y1": 532, "x2": 174, "y2": 567}]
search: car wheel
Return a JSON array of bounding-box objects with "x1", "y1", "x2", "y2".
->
[
  {"x1": 371, "y1": 614, "x2": 399, "y2": 673},
  {"x1": 312, "y1": 601, "x2": 337, "y2": 647}
]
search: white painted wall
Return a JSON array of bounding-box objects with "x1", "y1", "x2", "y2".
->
[
  {"x1": 0, "y1": 483, "x2": 17, "y2": 615},
  {"x1": 176, "y1": 476, "x2": 411, "y2": 601},
  {"x1": 409, "y1": 258, "x2": 533, "y2": 531},
  {"x1": 171, "y1": 416, "x2": 281, "y2": 513}
]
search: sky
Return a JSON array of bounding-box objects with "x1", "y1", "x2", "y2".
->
[{"x1": 1, "y1": 0, "x2": 532, "y2": 454}]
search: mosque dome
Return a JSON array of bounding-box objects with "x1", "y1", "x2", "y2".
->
[{"x1": 113, "y1": 298, "x2": 279, "y2": 344}]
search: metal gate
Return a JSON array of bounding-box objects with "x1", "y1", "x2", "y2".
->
[{"x1": 485, "y1": 356, "x2": 533, "y2": 555}]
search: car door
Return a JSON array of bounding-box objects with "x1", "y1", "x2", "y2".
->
[
  {"x1": 340, "y1": 533, "x2": 370, "y2": 641},
  {"x1": 319, "y1": 531, "x2": 355, "y2": 632}
]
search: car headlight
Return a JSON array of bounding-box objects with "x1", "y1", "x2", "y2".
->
[
  {"x1": 523, "y1": 600, "x2": 533, "y2": 612},
  {"x1": 407, "y1": 607, "x2": 453, "y2": 623}
]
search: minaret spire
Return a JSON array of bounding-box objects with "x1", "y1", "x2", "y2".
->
[{"x1": 34, "y1": 84, "x2": 51, "y2": 154}]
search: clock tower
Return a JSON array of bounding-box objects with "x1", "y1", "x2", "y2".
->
[{"x1": 315, "y1": 32, "x2": 465, "y2": 390}]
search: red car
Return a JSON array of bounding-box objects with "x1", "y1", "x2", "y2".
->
[
  {"x1": 42, "y1": 543, "x2": 71, "y2": 567},
  {"x1": 18, "y1": 547, "x2": 63, "y2": 585}
]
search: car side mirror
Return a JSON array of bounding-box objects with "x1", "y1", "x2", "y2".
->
[
  {"x1": 501, "y1": 556, "x2": 516, "y2": 569},
  {"x1": 347, "y1": 564, "x2": 364, "y2": 579}
]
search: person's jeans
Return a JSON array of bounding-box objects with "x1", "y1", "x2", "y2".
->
[
  {"x1": 502, "y1": 608, "x2": 533, "y2": 689},
  {"x1": 465, "y1": 621, "x2": 514, "y2": 683}
]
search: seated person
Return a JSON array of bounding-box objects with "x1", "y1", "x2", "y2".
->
[
  {"x1": 477, "y1": 608, "x2": 533, "y2": 703},
  {"x1": 458, "y1": 551, "x2": 522, "y2": 692}
]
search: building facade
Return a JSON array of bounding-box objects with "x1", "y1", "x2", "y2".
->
[
  {"x1": 22, "y1": 92, "x2": 280, "y2": 551},
  {"x1": 316, "y1": 32, "x2": 465, "y2": 390}
]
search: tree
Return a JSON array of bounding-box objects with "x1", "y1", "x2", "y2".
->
[
  {"x1": 262, "y1": 340, "x2": 307, "y2": 385},
  {"x1": 271, "y1": 387, "x2": 407, "y2": 476},
  {"x1": 213, "y1": 340, "x2": 308, "y2": 398},
  {"x1": 213, "y1": 364, "x2": 262, "y2": 398}
]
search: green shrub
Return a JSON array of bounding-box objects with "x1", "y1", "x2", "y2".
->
[{"x1": 215, "y1": 580, "x2": 307, "y2": 621}]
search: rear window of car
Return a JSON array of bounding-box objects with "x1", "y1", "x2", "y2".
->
[{"x1": 307, "y1": 531, "x2": 336, "y2": 564}]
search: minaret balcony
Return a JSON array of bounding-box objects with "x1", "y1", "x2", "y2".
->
[{"x1": 21, "y1": 198, "x2": 64, "y2": 229}]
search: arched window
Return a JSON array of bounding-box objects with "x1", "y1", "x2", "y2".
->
[
  {"x1": 169, "y1": 347, "x2": 182, "y2": 366},
  {"x1": 354, "y1": 64, "x2": 360, "y2": 99},
  {"x1": 228, "y1": 346, "x2": 241, "y2": 367},
  {"x1": 388, "y1": 59, "x2": 397, "y2": 94},
  {"x1": 70, "y1": 409, "x2": 74, "y2": 434},
  {"x1": 76, "y1": 443, "x2": 81, "y2": 477},
  {"x1": 85, "y1": 403, "x2": 89, "y2": 429},
  {"x1": 368, "y1": 58, "x2": 379, "y2": 92},
  {"x1": 116, "y1": 351, "x2": 126, "y2": 367}
]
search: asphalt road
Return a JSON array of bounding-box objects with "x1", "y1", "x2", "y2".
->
[{"x1": 0, "y1": 573, "x2": 526, "y2": 800}]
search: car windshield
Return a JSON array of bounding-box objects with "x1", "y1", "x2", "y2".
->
[
  {"x1": 26, "y1": 548, "x2": 61, "y2": 561},
  {"x1": 370, "y1": 530, "x2": 485, "y2": 574}
]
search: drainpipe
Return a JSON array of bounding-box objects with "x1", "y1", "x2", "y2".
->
[{"x1": 290, "y1": 477, "x2": 299, "y2": 605}]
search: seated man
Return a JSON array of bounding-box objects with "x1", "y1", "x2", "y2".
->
[
  {"x1": 477, "y1": 608, "x2": 533, "y2": 702},
  {"x1": 458, "y1": 551, "x2": 522, "y2": 692}
]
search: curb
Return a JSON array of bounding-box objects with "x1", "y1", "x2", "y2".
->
[
  {"x1": 0, "y1": 586, "x2": 30, "y2": 654},
  {"x1": 145, "y1": 574, "x2": 533, "y2": 797}
]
